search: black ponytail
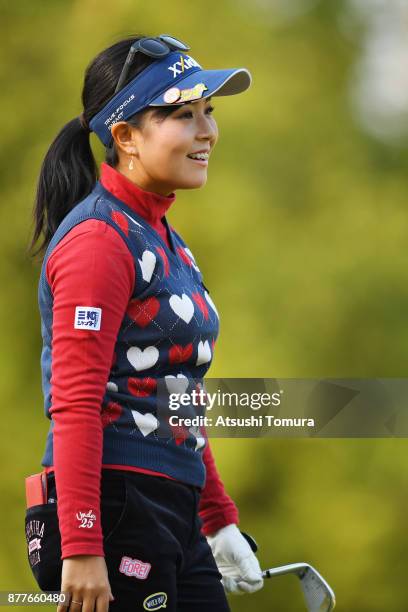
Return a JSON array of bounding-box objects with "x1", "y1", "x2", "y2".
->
[
  {"x1": 28, "y1": 33, "x2": 180, "y2": 261},
  {"x1": 29, "y1": 116, "x2": 96, "y2": 259}
]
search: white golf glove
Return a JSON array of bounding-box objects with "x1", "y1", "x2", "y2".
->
[{"x1": 206, "y1": 524, "x2": 264, "y2": 595}]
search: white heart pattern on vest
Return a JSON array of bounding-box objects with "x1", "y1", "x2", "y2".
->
[
  {"x1": 184, "y1": 247, "x2": 200, "y2": 272},
  {"x1": 196, "y1": 340, "x2": 211, "y2": 365},
  {"x1": 127, "y1": 346, "x2": 159, "y2": 371},
  {"x1": 165, "y1": 373, "x2": 190, "y2": 395},
  {"x1": 204, "y1": 291, "x2": 219, "y2": 319},
  {"x1": 106, "y1": 381, "x2": 118, "y2": 392},
  {"x1": 131, "y1": 410, "x2": 159, "y2": 437},
  {"x1": 169, "y1": 293, "x2": 194, "y2": 324},
  {"x1": 138, "y1": 250, "x2": 156, "y2": 283},
  {"x1": 189, "y1": 426, "x2": 206, "y2": 451}
]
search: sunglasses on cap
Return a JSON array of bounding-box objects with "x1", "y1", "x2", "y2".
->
[{"x1": 114, "y1": 34, "x2": 190, "y2": 94}]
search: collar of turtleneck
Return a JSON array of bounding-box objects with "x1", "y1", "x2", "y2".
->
[{"x1": 99, "y1": 162, "x2": 176, "y2": 228}]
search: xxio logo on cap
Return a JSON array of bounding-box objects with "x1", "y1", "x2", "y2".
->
[
  {"x1": 168, "y1": 54, "x2": 201, "y2": 77},
  {"x1": 143, "y1": 592, "x2": 168, "y2": 611}
]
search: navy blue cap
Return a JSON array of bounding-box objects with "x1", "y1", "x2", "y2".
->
[{"x1": 89, "y1": 51, "x2": 252, "y2": 147}]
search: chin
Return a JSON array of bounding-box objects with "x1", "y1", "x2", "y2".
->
[{"x1": 179, "y1": 175, "x2": 208, "y2": 190}]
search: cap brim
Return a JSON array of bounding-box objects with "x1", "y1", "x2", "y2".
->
[{"x1": 149, "y1": 67, "x2": 252, "y2": 106}]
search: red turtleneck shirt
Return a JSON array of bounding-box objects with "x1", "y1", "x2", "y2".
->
[{"x1": 45, "y1": 162, "x2": 239, "y2": 559}]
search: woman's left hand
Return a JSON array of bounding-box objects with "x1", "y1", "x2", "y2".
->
[{"x1": 206, "y1": 524, "x2": 264, "y2": 595}]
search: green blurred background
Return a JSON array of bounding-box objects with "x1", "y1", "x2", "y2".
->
[{"x1": 2, "y1": 0, "x2": 408, "y2": 610}]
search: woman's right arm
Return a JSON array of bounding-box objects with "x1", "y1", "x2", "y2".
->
[{"x1": 46, "y1": 218, "x2": 134, "y2": 612}]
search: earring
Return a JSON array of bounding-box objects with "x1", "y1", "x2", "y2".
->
[{"x1": 129, "y1": 156, "x2": 134, "y2": 171}]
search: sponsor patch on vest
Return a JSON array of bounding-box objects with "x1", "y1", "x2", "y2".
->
[
  {"x1": 143, "y1": 592, "x2": 167, "y2": 610},
  {"x1": 74, "y1": 306, "x2": 102, "y2": 330}
]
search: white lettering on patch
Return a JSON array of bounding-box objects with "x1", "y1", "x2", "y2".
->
[
  {"x1": 74, "y1": 306, "x2": 102, "y2": 330},
  {"x1": 76, "y1": 509, "x2": 96, "y2": 528},
  {"x1": 119, "y1": 556, "x2": 151, "y2": 579}
]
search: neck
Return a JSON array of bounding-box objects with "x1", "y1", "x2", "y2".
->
[
  {"x1": 116, "y1": 161, "x2": 175, "y2": 197},
  {"x1": 99, "y1": 162, "x2": 176, "y2": 226}
]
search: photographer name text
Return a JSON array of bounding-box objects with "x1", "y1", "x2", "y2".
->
[{"x1": 168, "y1": 415, "x2": 315, "y2": 428}]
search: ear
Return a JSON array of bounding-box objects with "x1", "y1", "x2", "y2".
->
[{"x1": 111, "y1": 121, "x2": 140, "y2": 157}]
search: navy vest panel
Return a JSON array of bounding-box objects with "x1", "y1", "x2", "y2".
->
[{"x1": 38, "y1": 181, "x2": 220, "y2": 488}]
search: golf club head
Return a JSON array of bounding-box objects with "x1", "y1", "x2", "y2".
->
[
  {"x1": 239, "y1": 532, "x2": 336, "y2": 611},
  {"x1": 298, "y1": 564, "x2": 336, "y2": 612},
  {"x1": 263, "y1": 563, "x2": 336, "y2": 612}
]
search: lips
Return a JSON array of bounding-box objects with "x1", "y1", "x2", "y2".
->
[
  {"x1": 187, "y1": 156, "x2": 209, "y2": 165},
  {"x1": 187, "y1": 152, "x2": 210, "y2": 161}
]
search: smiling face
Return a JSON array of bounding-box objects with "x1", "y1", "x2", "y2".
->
[{"x1": 111, "y1": 97, "x2": 218, "y2": 195}]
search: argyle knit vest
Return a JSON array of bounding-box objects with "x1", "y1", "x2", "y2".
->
[{"x1": 39, "y1": 181, "x2": 220, "y2": 488}]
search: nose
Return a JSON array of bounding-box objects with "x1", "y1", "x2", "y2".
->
[{"x1": 196, "y1": 111, "x2": 218, "y2": 147}]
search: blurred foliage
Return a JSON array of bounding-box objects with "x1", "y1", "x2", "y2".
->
[{"x1": 2, "y1": 0, "x2": 408, "y2": 610}]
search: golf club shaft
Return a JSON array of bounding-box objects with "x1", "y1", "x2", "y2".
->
[{"x1": 262, "y1": 564, "x2": 306, "y2": 579}]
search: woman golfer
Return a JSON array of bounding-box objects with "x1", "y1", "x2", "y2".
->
[{"x1": 26, "y1": 34, "x2": 263, "y2": 611}]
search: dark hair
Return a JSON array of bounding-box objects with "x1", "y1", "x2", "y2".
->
[{"x1": 28, "y1": 34, "x2": 181, "y2": 261}]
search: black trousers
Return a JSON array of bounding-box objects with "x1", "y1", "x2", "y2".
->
[{"x1": 25, "y1": 469, "x2": 231, "y2": 611}]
